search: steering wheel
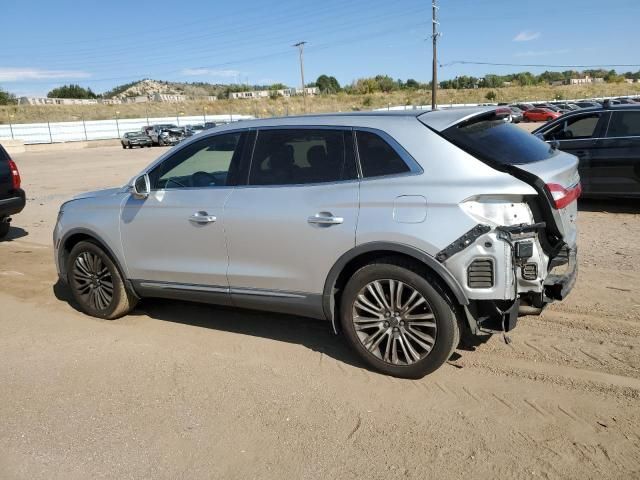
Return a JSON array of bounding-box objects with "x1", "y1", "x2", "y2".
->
[{"x1": 191, "y1": 171, "x2": 215, "y2": 187}]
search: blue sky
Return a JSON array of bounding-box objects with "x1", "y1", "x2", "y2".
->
[{"x1": 1, "y1": 0, "x2": 639, "y2": 96}]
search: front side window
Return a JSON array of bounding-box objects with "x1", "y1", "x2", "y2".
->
[
  {"x1": 606, "y1": 111, "x2": 640, "y2": 137},
  {"x1": 356, "y1": 131, "x2": 411, "y2": 178},
  {"x1": 149, "y1": 132, "x2": 244, "y2": 189},
  {"x1": 248, "y1": 129, "x2": 355, "y2": 186},
  {"x1": 546, "y1": 113, "x2": 602, "y2": 140}
]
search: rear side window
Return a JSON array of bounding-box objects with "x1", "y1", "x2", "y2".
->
[
  {"x1": 356, "y1": 131, "x2": 411, "y2": 178},
  {"x1": 249, "y1": 129, "x2": 356, "y2": 186},
  {"x1": 442, "y1": 113, "x2": 555, "y2": 165},
  {"x1": 606, "y1": 111, "x2": 640, "y2": 137}
]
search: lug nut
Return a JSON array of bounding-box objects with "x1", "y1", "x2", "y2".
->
[{"x1": 384, "y1": 321, "x2": 390, "y2": 327}]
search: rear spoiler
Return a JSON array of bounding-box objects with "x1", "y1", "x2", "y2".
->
[{"x1": 418, "y1": 106, "x2": 504, "y2": 132}]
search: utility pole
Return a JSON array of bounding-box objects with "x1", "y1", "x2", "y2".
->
[
  {"x1": 293, "y1": 41, "x2": 307, "y2": 112},
  {"x1": 431, "y1": 0, "x2": 440, "y2": 111}
]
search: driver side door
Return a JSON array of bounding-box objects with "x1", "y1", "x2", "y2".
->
[{"x1": 120, "y1": 131, "x2": 249, "y2": 298}]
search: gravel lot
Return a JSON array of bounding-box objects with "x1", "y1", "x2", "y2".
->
[{"x1": 1, "y1": 143, "x2": 639, "y2": 479}]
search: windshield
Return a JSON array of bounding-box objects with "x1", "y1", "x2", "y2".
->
[{"x1": 441, "y1": 112, "x2": 556, "y2": 165}]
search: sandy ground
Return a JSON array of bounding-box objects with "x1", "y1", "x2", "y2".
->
[{"x1": 1, "y1": 144, "x2": 639, "y2": 479}]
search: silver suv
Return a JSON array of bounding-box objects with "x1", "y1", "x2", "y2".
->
[{"x1": 54, "y1": 109, "x2": 580, "y2": 378}]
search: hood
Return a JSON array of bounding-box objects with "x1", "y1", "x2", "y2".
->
[{"x1": 72, "y1": 187, "x2": 125, "y2": 201}]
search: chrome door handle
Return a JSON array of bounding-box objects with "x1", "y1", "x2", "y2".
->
[
  {"x1": 189, "y1": 211, "x2": 217, "y2": 224},
  {"x1": 307, "y1": 212, "x2": 344, "y2": 226}
]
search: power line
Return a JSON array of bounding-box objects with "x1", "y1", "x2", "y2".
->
[{"x1": 441, "y1": 61, "x2": 640, "y2": 69}]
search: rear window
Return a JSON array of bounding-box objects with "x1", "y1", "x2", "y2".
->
[{"x1": 442, "y1": 113, "x2": 555, "y2": 165}]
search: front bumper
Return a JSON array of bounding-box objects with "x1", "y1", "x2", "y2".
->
[{"x1": 0, "y1": 189, "x2": 26, "y2": 217}]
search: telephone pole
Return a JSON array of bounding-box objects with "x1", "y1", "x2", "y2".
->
[
  {"x1": 431, "y1": 0, "x2": 440, "y2": 110},
  {"x1": 293, "y1": 41, "x2": 307, "y2": 112}
]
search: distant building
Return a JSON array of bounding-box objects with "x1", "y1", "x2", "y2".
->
[
  {"x1": 18, "y1": 97, "x2": 99, "y2": 105},
  {"x1": 624, "y1": 78, "x2": 636, "y2": 84},
  {"x1": 569, "y1": 75, "x2": 604, "y2": 85},
  {"x1": 230, "y1": 86, "x2": 318, "y2": 99},
  {"x1": 152, "y1": 93, "x2": 187, "y2": 103},
  {"x1": 549, "y1": 80, "x2": 564, "y2": 86},
  {"x1": 122, "y1": 95, "x2": 149, "y2": 104}
]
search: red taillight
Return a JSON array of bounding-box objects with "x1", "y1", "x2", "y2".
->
[
  {"x1": 7, "y1": 158, "x2": 21, "y2": 190},
  {"x1": 547, "y1": 182, "x2": 582, "y2": 209}
]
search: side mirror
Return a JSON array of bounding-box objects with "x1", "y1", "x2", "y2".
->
[{"x1": 132, "y1": 173, "x2": 150, "y2": 199}]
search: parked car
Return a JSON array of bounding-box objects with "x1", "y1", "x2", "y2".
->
[
  {"x1": 187, "y1": 124, "x2": 205, "y2": 136},
  {"x1": 552, "y1": 103, "x2": 581, "y2": 111},
  {"x1": 573, "y1": 101, "x2": 601, "y2": 109},
  {"x1": 203, "y1": 122, "x2": 218, "y2": 130},
  {"x1": 533, "y1": 103, "x2": 561, "y2": 112},
  {"x1": 511, "y1": 103, "x2": 534, "y2": 111},
  {"x1": 140, "y1": 126, "x2": 154, "y2": 137},
  {"x1": 0, "y1": 144, "x2": 25, "y2": 239},
  {"x1": 149, "y1": 124, "x2": 184, "y2": 146},
  {"x1": 524, "y1": 108, "x2": 561, "y2": 122},
  {"x1": 54, "y1": 108, "x2": 579, "y2": 378},
  {"x1": 508, "y1": 106, "x2": 523, "y2": 123},
  {"x1": 533, "y1": 104, "x2": 640, "y2": 198},
  {"x1": 121, "y1": 132, "x2": 152, "y2": 149},
  {"x1": 615, "y1": 97, "x2": 638, "y2": 105}
]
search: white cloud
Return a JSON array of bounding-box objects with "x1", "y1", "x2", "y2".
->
[
  {"x1": 181, "y1": 68, "x2": 240, "y2": 78},
  {"x1": 0, "y1": 68, "x2": 91, "y2": 82},
  {"x1": 515, "y1": 49, "x2": 570, "y2": 57},
  {"x1": 513, "y1": 30, "x2": 541, "y2": 42}
]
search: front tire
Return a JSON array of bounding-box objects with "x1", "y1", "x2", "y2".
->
[
  {"x1": 340, "y1": 260, "x2": 460, "y2": 379},
  {"x1": 67, "y1": 241, "x2": 136, "y2": 319}
]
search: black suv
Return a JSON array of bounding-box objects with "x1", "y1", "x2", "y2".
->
[
  {"x1": 0, "y1": 144, "x2": 25, "y2": 239},
  {"x1": 533, "y1": 104, "x2": 640, "y2": 198}
]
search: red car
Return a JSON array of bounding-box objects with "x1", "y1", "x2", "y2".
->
[{"x1": 523, "y1": 108, "x2": 561, "y2": 122}]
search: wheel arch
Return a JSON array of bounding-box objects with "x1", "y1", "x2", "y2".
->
[
  {"x1": 59, "y1": 228, "x2": 138, "y2": 298},
  {"x1": 322, "y1": 242, "x2": 469, "y2": 334}
]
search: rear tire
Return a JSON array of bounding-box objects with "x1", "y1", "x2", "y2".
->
[
  {"x1": 67, "y1": 241, "x2": 136, "y2": 319},
  {"x1": 0, "y1": 219, "x2": 9, "y2": 239},
  {"x1": 339, "y1": 260, "x2": 460, "y2": 379},
  {"x1": 122, "y1": 143, "x2": 126, "y2": 149}
]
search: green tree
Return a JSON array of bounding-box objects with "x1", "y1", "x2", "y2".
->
[
  {"x1": 405, "y1": 78, "x2": 419, "y2": 89},
  {"x1": 374, "y1": 75, "x2": 397, "y2": 93},
  {"x1": 315, "y1": 75, "x2": 341, "y2": 93},
  {"x1": 47, "y1": 84, "x2": 97, "y2": 99},
  {"x1": 0, "y1": 87, "x2": 16, "y2": 105}
]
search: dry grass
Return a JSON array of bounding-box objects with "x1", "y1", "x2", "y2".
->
[{"x1": 2, "y1": 83, "x2": 640, "y2": 124}]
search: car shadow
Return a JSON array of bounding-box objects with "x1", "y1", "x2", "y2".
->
[
  {"x1": 53, "y1": 281, "x2": 466, "y2": 372},
  {"x1": 0, "y1": 226, "x2": 28, "y2": 242},
  {"x1": 52, "y1": 280, "x2": 366, "y2": 370},
  {"x1": 579, "y1": 198, "x2": 640, "y2": 214}
]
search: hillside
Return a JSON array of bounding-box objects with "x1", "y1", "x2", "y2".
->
[{"x1": 2, "y1": 83, "x2": 640, "y2": 124}]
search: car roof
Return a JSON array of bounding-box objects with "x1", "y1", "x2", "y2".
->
[
  {"x1": 206, "y1": 106, "x2": 498, "y2": 133},
  {"x1": 569, "y1": 104, "x2": 640, "y2": 113}
]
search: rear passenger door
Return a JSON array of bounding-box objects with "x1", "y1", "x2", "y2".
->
[
  {"x1": 593, "y1": 110, "x2": 640, "y2": 195},
  {"x1": 224, "y1": 127, "x2": 359, "y2": 314},
  {"x1": 354, "y1": 129, "x2": 424, "y2": 248}
]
